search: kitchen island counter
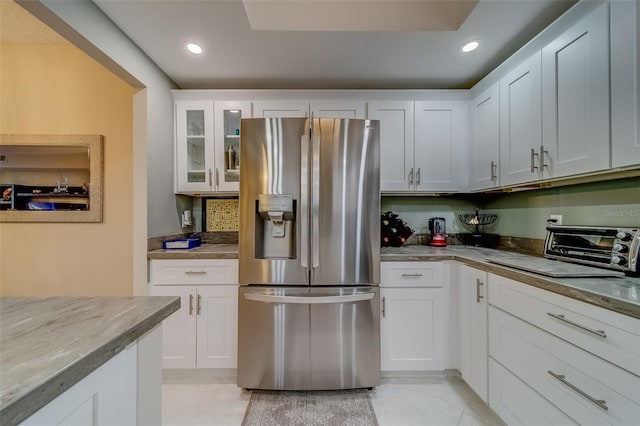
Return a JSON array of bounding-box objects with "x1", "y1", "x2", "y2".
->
[
  {"x1": 382, "y1": 245, "x2": 640, "y2": 319},
  {"x1": 0, "y1": 296, "x2": 180, "y2": 425}
]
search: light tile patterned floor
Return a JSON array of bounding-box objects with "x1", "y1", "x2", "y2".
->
[{"x1": 162, "y1": 373, "x2": 505, "y2": 426}]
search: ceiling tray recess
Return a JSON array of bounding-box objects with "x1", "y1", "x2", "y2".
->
[{"x1": 485, "y1": 257, "x2": 625, "y2": 278}]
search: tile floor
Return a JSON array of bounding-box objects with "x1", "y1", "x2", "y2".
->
[{"x1": 162, "y1": 371, "x2": 505, "y2": 426}]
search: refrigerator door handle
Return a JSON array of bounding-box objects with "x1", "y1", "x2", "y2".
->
[
  {"x1": 300, "y1": 134, "x2": 309, "y2": 269},
  {"x1": 243, "y1": 292, "x2": 375, "y2": 304},
  {"x1": 311, "y1": 131, "x2": 321, "y2": 269}
]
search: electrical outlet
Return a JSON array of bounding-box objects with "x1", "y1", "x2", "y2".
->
[{"x1": 549, "y1": 214, "x2": 562, "y2": 225}]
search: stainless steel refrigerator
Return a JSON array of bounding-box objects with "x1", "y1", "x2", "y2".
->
[{"x1": 238, "y1": 117, "x2": 380, "y2": 391}]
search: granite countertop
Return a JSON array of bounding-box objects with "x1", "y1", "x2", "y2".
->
[
  {"x1": 0, "y1": 296, "x2": 180, "y2": 426},
  {"x1": 145, "y1": 242, "x2": 640, "y2": 318},
  {"x1": 382, "y1": 245, "x2": 640, "y2": 319},
  {"x1": 148, "y1": 243, "x2": 238, "y2": 259}
]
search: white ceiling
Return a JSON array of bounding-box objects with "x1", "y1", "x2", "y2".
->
[{"x1": 9, "y1": 0, "x2": 579, "y2": 90}]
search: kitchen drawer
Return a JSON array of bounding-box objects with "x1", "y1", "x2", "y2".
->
[
  {"x1": 490, "y1": 306, "x2": 640, "y2": 426},
  {"x1": 150, "y1": 259, "x2": 238, "y2": 285},
  {"x1": 381, "y1": 261, "x2": 445, "y2": 287},
  {"x1": 489, "y1": 273, "x2": 640, "y2": 376},
  {"x1": 489, "y1": 358, "x2": 578, "y2": 426}
]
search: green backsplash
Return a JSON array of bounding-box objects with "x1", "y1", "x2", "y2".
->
[
  {"x1": 382, "y1": 177, "x2": 640, "y2": 240},
  {"x1": 481, "y1": 177, "x2": 640, "y2": 239}
]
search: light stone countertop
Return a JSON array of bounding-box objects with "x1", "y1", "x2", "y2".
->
[
  {"x1": 147, "y1": 243, "x2": 238, "y2": 259},
  {"x1": 145, "y1": 242, "x2": 640, "y2": 318},
  {"x1": 382, "y1": 245, "x2": 640, "y2": 319},
  {"x1": 0, "y1": 296, "x2": 180, "y2": 426}
]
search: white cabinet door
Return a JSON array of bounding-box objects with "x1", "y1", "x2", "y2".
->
[
  {"x1": 457, "y1": 264, "x2": 488, "y2": 402},
  {"x1": 369, "y1": 101, "x2": 415, "y2": 192},
  {"x1": 175, "y1": 101, "x2": 215, "y2": 193},
  {"x1": 542, "y1": 2, "x2": 610, "y2": 178},
  {"x1": 310, "y1": 100, "x2": 366, "y2": 119},
  {"x1": 253, "y1": 100, "x2": 309, "y2": 118},
  {"x1": 499, "y1": 51, "x2": 543, "y2": 185},
  {"x1": 149, "y1": 285, "x2": 197, "y2": 368},
  {"x1": 380, "y1": 287, "x2": 444, "y2": 371},
  {"x1": 470, "y1": 83, "x2": 500, "y2": 190},
  {"x1": 22, "y1": 343, "x2": 138, "y2": 426},
  {"x1": 196, "y1": 285, "x2": 238, "y2": 369},
  {"x1": 611, "y1": 0, "x2": 640, "y2": 168},
  {"x1": 214, "y1": 101, "x2": 251, "y2": 192},
  {"x1": 414, "y1": 101, "x2": 468, "y2": 192}
]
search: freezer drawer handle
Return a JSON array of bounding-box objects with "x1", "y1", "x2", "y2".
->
[
  {"x1": 185, "y1": 271, "x2": 207, "y2": 275},
  {"x1": 243, "y1": 292, "x2": 375, "y2": 304},
  {"x1": 547, "y1": 312, "x2": 607, "y2": 338},
  {"x1": 548, "y1": 370, "x2": 608, "y2": 411},
  {"x1": 401, "y1": 273, "x2": 424, "y2": 278}
]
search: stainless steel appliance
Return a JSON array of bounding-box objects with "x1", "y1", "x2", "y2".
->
[
  {"x1": 238, "y1": 117, "x2": 380, "y2": 391},
  {"x1": 428, "y1": 217, "x2": 447, "y2": 246},
  {"x1": 544, "y1": 225, "x2": 639, "y2": 274},
  {"x1": 486, "y1": 225, "x2": 639, "y2": 277}
]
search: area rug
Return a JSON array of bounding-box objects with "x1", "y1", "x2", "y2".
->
[{"x1": 241, "y1": 389, "x2": 379, "y2": 426}]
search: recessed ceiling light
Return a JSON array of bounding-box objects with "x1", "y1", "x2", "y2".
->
[
  {"x1": 461, "y1": 41, "x2": 479, "y2": 53},
  {"x1": 186, "y1": 43, "x2": 203, "y2": 55}
]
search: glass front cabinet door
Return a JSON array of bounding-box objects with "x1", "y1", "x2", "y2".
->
[
  {"x1": 214, "y1": 101, "x2": 252, "y2": 192},
  {"x1": 175, "y1": 101, "x2": 215, "y2": 193}
]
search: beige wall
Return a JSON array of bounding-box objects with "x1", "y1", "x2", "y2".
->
[{"x1": 0, "y1": 42, "x2": 135, "y2": 296}]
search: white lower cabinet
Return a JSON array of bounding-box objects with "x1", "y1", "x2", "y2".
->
[
  {"x1": 22, "y1": 343, "x2": 138, "y2": 426},
  {"x1": 489, "y1": 358, "x2": 578, "y2": 426},
  {"x1": 380, "y1": 262, "x2": 445, "y2": 371},
  {"x1": 22, "y1": 327, "x2": 163, "y2": 426},
  {"x1": 488, "y1": 274, "x2": 640, "y2": 426},
  {"x1": 457, "y1": 264, "x2": 488, "y2": 402},
  {"x1": 149, "y1": 259, "x2": 238, "y2": 369}
]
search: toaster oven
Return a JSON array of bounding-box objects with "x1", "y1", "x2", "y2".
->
[{"x1": 544, "y1": 225, "x2": 640, "y2": 274}]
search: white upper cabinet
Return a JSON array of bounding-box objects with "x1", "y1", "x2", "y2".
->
[
  {"x1": 542, "y1": 2, "x2": 610, "y2": 178},
  {"x1": 414, "y1": 101, "x2": 468, "y2": 192},
  {"x1": 213, "y1": 101, "x2": 251, "y2": 192},
  {"x1": 253, "y1": 100, "x2": 367, "y2": 119},
  {"x1": 469, "y1": 83, "x2": 500, "y2": 190},
  {"x1": 175, "y1": 101, "x2": 215, "y2": 193},
  {"x1": 610, "y1": 0, "x2": 640, "y2": 167},
  {"x1": 499, "y1": 52, "x2": 543, "y2": 186},
  {"x1": 253, "y1": 100, "x2": 309, "y2": 118},
  {"x1": 310, "y1": 100, "x2": 366, "y2": 119},
  {"x1": 369, "y1": 101, "x2": 415, "y2": 192}
]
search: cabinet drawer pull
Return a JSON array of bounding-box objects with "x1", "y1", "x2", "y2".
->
[
  {"x1": 548, "y1": 370, "x2": 608, "y2": 411},
  {"x1": 539, "y1": 145, "x2": 549, "y2": 171},
  {"x1": 197, "y1": 294, "x2": 202, "y2": 315},
  {"x1": 184, "y1": 270, "x2": 207, "y2": 275},
  {"x1": 476, "y1": 278, "x2": 484, "y2": 303},
  {"x1": 547, "y1": 312, "x2": 607, "y2": 338},
  {"x1": 530, "y1": 148, "x2": 539, "y2": 173},
  {"x1": 382, "y1": 296, "x2": 386, "y2": 318},
  {"x1": 189, "y1": 294, "x2": 194, "y2": 315},
  {"x1": 401, "y1": 273, "x2": 424, "y2": 278}
]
